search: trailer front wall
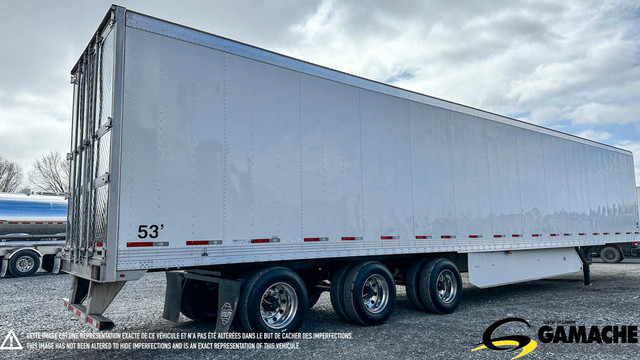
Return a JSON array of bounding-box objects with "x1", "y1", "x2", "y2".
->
[{"x1": 116, "y1": 12, "x2": 638, "y2": 270}]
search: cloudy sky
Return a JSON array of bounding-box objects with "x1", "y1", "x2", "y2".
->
[{"x1": 1, "y1": 0, "x2": 639, "y2": 184}]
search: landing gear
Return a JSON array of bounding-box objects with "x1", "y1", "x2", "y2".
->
[{"x1": 576, "y1": 246, "x2": 593, "y2": 285}]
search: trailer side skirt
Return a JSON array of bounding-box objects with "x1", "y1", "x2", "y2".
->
[{"x1": 468, "y1": 248, "x2": 583, "y2": 288}]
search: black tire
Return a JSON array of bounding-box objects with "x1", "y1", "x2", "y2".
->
[
  {"x1": 600, "y1": 246, "x2": 622, "y2": 263},
  {"x1": 343, "y1": 261, "x2": 396, "y2": 326},
  {"x1": 405, "y1": 259, "x2": 429, "y2": 312},
  {"x1": 330, "y1": 263, "x2": 356, "y2": 322},
  {"x1": 180, "y1": 279, "x2": 218, "y2": 323},
  {"x1": 418, "y1": 258, "x2": 462, "y2": 314},
  {"x1": 9, "y1": 250, "x2": 40, "y2": 277},
  {"x1": 237, "y1": 267, "x2": 308, "y2": 333},
  {"x1": 308, "y1": 290, "x2": 322, "y2": 310},
  {"x1": 41, "y1": 255, "x2": 56, "y2": 273}
]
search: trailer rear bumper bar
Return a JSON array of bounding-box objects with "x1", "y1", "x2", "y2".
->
[
  {"x1": 62, "y1": 300, "x2": 115, "y2": 330},
  {"x1": 62, "y1": 275, "x2": 128, "y2": 330}
]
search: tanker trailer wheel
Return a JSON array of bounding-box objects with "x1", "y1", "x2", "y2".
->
[
  {"x1": 418, "y1": 258, "x2": 462, "y2": 314},
  {"x1": 405, "y1": 259, "x2": 430, "y2": 312},
  {"x1": 342, "y1": 261, "x2": 396, "y2": 326},
  {"x1": 330, "y1": 263, "x2": 356, "y2": 322},
  {"x1": 237, "y1": 267, "x2": 308, "y2": 333},
  {"x1": 600, "y1": 246, "x2": 622, "y2": 263},
  {"x1": 9, "y1": 250, "x2": 40, "y2": 277},
  {"x1": 180, "y1": 279, "x2": 218, "y2": 323}
]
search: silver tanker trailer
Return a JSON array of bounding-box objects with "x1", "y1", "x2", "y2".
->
[{"x1": 0, "y1": 192, "x2": 67, "y2": 277}]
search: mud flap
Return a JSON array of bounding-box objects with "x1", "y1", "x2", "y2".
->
[
  {"x1": 53, "y1": 255, "x2": 61, "y2": 274},
  {"x1": 215, "y1": 279, "x2": 242, "y2": 333},
  {"x1": 0, "y1": 257, "x2": 7, "y2": 277},
  {"x1": 163, "y1": 271, "x2": 241, "y2": 333},
  {"x1": 163, "y1": 272, "x2": 183, "y2": 322}
]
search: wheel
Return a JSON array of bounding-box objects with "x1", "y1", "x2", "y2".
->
[
  {"x1": 9, "y1": 250, "x2": 41, "y2": 277},
  {"x1": 308, "y1": 290, "x2": 321, "y2": 310},
  {"x1": 180, "y1": 279, "x2": 218, "y2": 323},
  {"x1": 405, "y1": 259, "x2": 429, "y2": 312},
  {"x1": 342, "y1": 261, "x2": 396, "y2": 326},
  {"x1": 330, "y1": 263, "x2": 356, "y2": 321},
  {"x1": 600, "y1": 246, "x2": 622, "y2": 263},
  {"x1": 237, "y1": 267, "x2": 308, "y2": 333},
  {"x1": 41, "y1": 255, "x2": 56, "y2": 273},
  {"x1": 418, "y1": 258, "x2": 462, "y2": 314}
]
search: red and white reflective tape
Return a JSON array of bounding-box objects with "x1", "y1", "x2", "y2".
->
[
  {"x1": 122, "y1": 230, "x2": 639, "y2": 248},
  {"x1": 64, "y1": 300, "x2": 100, "y2": 330},
  {"x1": 341, "y1": 236, "x2": 363, "y2": 241},
  {"x1": 86, "y1": 316, "x2": 100, "y2": 330},
  {"x1": 251, "y1": 237, "x2": 280, "y2": 244},
  {"x1": 126, "y1": 241, "x2": 169, "y2": 247},
  {"x1": 304, "y1": 237, "x2": 329, "y2": 242},
  {"x1": 186, "y1": 240, "x2": 222, "y2": 246}
]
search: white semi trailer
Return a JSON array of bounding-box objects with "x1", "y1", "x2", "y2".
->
[{"x1": 63, "y1": 5, "x2": 639, "y2": 332}]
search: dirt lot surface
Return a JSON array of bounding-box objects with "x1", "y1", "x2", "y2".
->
[{"x1": 1, "y1": 259, "x2": 639, "y2": 359}]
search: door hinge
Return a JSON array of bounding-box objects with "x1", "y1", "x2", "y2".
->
[{"x1": 94, "y1": 173, "x2": 110, "y2": 188}]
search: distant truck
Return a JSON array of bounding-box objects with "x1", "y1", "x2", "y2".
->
[
  {"x1": 594, "y1": 186, "x2": 640, "y2": 263},
  {"x1": 0, "y1": 192, "x2": 67, "y2": 277},
  {"x1": 63, "y1": 6, "x2": 638, "y2": 333}
]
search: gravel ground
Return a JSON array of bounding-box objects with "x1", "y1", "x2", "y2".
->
[{"x1": 1, "y1": 259, "x2": 639, "y2": 360}]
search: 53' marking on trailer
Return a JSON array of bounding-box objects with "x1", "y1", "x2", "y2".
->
[{"x1": 137, "y1": 224, "x2": 164, "y2": 239}]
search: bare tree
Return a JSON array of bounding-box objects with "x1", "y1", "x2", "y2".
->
[
  {"x1": 29, "y1": 151, "x2": 70, "y2": 194},
  {"x1": 0, "y1": 155, "x2": 24, "y2": 192}
]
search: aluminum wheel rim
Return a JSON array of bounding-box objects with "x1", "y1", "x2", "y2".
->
[
  {"x1": 361, "y1": 274, "x2": 389, "y2": 314},
  {"x1": 16, "y1": 256, "x2": 35, "y2": 273},
  {"x1": 437, "y1": 270, "x2": 457, "y2": 304},
  {"x1": 260, "y1": 282, "x2": 298, "y2": 330}
]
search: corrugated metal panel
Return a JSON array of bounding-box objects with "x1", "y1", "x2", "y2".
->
[{"x1": 108, "y1": 9, "x2": 639, "y2": 271}]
